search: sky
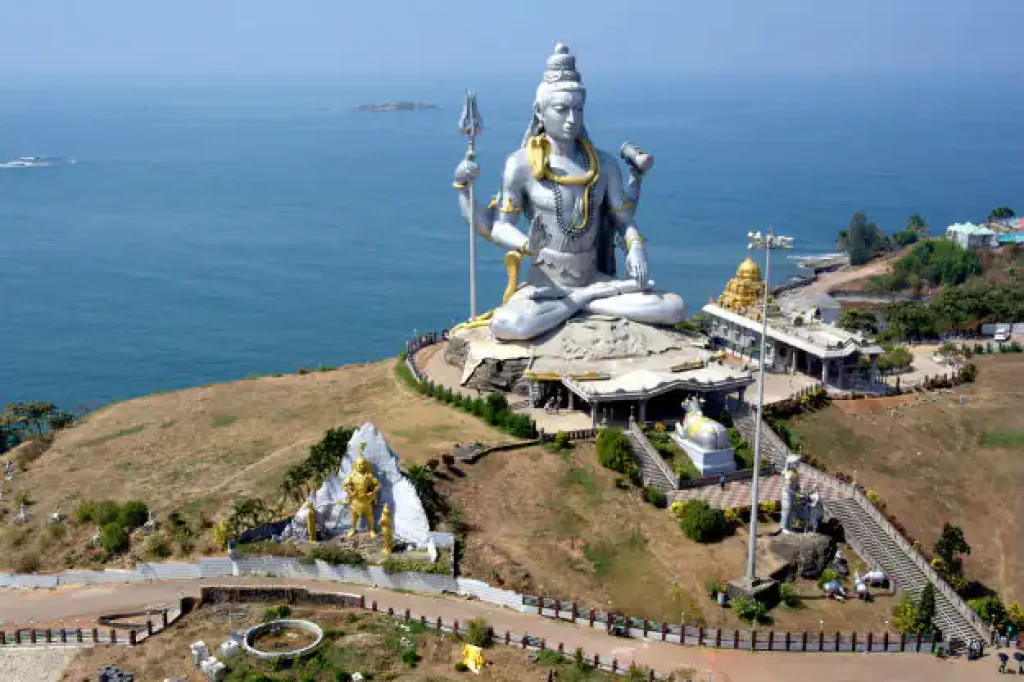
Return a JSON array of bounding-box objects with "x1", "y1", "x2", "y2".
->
[{"x1": 0, "y1": 0, "x2": 1021, "y2": 77}]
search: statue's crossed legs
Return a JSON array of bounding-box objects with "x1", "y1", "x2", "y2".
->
[{"x1": 491, "y1": 275, "x2": 686, "y2": 341}]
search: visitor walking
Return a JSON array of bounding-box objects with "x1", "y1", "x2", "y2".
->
[{"x1": 719, "y1": 473, "x2": 727, "y2": 490}]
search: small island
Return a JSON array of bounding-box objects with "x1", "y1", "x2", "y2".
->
[{"x1": 354, "y1": 101, "x2": 438, "y2": 113}]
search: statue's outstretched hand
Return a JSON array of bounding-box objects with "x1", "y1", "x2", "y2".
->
[
  {"x1": 626, "y1": 241, "x2": 649, "y2": 287},
  {"x1": 454, "y1": 159, "x2": 480, "y2": 187}
]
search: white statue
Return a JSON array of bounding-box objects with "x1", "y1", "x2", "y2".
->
[{"x1": 453, "y1": 43, "x2": 685, "y2": 340}]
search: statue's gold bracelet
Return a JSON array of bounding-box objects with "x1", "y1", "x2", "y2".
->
[
  {"x1": 626, "y1": 235, "x2": 646, "y2": 251},
  {"x1": 452, "y1": 181, "x2": 468, "y2": 190}
]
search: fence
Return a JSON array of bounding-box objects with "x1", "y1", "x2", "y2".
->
[
  {"x1": 203, "y1": 586, "x2": 684, "y2": 680},
  {"x1": 538, "y1": 427, "x2": 599, "y2": 442},
  {"x1": 675, "y1": 467, "x2": 771, "y2": 491},
  {"x1": 0, "y1": 604, "x2": 182, "y2": 649},
  {"x1": 404, "y1": 329, "x2": 448, "y2": 383},
  {"x1": 521, "y1": 595, "x2": 935, "y2": 654}
]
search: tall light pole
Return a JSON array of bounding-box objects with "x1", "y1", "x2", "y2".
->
[{"x1": 745, "y1": 226, "x2": 793, "y2": 583}]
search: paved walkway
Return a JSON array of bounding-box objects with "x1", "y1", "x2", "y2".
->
[{"x1": 0, "y1": 577, "x2": 1005, "y2": 681}]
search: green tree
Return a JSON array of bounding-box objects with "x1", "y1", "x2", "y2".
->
[
  {"x1": 596, "y1": 428, "x2": 633, "y2": 473},
  {"x1": 882, "y1": 301, "x2": 937, "y2": 342},
  {"x1": 100, "y1": 523, "x2": 129, "y2": 554},
  {"x1": 891, "y1": 593, "x2": 921, "y2": 633},
  {"x1": 845, "y1": 212, "x2": 878, "y2": 266},
  {"x1": 3, "y1": 402, "x2": 59, "y2": 437},
  {"x1": 837, "y1": 308, "x2": 879, "y2": 336},
  {"x1": 678, "y1": 500, "x2": 730, "y2": 543},
  {"x1": 934, "y1": 523, "x2": 971, "y2": 578},
  {"x1": 907, "y1": 212, "x2": 928, "y2": 234},
  {"x1": 917, "y1": 582, "x2": 936, "y2": 633},
  {"x1": 306, "y1": 426, "x2": 354, "y2": 484},
  {"x1": 989, "y1": 206, "x2": 1016, "y2": 222},
  {"x1": 118, "y1": 500, "x2": 149, "y2": 530},
  {"x1": 969, "y1": 595, "x2": 1008, "y2": 628}
]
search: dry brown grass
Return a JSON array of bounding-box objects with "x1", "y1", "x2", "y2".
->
[
  {"x1": 63, "y1": 603, "x2": 621, "y2": 682},
  {"x1": 791, "y1": 354, "x2": 1024, "y2": 601},
  {"x1": 0, "y1": 360, "x2": 514, "y2": 572},
  {"x1": 445, "y1": 443, "x2": 893, "y2": 631}
]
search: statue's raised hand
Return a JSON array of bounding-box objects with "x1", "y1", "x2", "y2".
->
[
  {"x1": 454, "y1": 159, "x2": 480, "y2": 187},
  {"x1": 626, "y1": 241, "x2": 649, "y2": 287}
]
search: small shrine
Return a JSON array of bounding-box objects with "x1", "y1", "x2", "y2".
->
[
  {"x1": 717, "y1": 257, "x2": 765, "y2": 313},
  {"x1": 672, "y1": 398, "x2": 736, "y2": 475}
]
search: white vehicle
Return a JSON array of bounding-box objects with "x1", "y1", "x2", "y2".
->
[{"x1": 994, "y1": 325, "x2": 1011, "y2": 343}]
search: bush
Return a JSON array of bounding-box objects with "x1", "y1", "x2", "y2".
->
[
  {"x1": 264, "y1": 604, "x2": 292, "y2": 621},
  {"x1": 704, "y1": 577, "x2": 724, "y2": 599},
  {"x1": 505, "y1": 413, "x2": 536, "y2": 439},
  {"x1": 816, "y1": 568, "x2": 840, "y2": 590},
  {"x1": 94, "y1": 500, "x2": 121, "y2": 526},
  {"x1": 143, "y1": 533, "x2": 172, "y2": 559},
  {"x1": 307, "y1": 545, "x2": 366, "y2": 566},
  {"x1": 733, "y1": 596, "x2": 768, "y2": 624},
  {"x1": 381, "y1": 557, "x2": 450, "y2": 574},
  {"x1": 100, "y1": 523, "x2": 129, "y2": 554},
  {"x1": 401, "y1": 646, "x2": 420, "y2": 667},
  {"x1": 626, "y1": 463, "x2": 642, "y2": 487},
  {"x1": 597, "y1": 428, "x2": 633, "y2": 473},
  {"x1": 118, "y1": 500, "x2": 149, "y2": 529},
  {"x1": 642, "y1": 486, "x2": 667, "y2": 508},
  {"x1": 74, "y1": 499, "x2": 97, "y2": 524},
  {"x1": 678, "y1": 500, "x2": 730, "y2": 543},
  {"x1": 970, "y1": 595, "x2": 1008, "y2": 628},
  {"x1": 465, "y1": 617, "x2": 493, "y2": 647},
  {"x1": 454, "y1": 662, "x2": 469, "y2": 672},
  {"x1": 780, "y1": 583, "x2": 800, "y2": 607},
  {"x1": 553, "y1": 431, "x2": 570, "y2": 451},
  {"x1": 669, "y1": 500, "x2": 684, "y2": 516}
]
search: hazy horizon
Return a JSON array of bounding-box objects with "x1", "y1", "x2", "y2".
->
[{"x1": 1, "y1": 0, "x2": 1022, "y2": 78}]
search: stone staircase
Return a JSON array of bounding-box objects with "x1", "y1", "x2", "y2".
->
[
  {"x1": 823, "y1": 498, "x2": 979, "y2": 647},
  {"x1": 624, "y1": 424, "x2": 677, "y2": 493}
]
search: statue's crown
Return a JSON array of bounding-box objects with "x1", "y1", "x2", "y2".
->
[{"x1": 543, "y1": 43, "x2": 582, "y2": 85}]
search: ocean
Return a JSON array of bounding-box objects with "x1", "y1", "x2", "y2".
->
[{"x1": 2, "y1": 73, "x2": 1022, "y2": 409}]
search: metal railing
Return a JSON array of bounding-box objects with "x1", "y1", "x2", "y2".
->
[{"x1": 628, "y1": 418, "x2": 679, "y2": 489}]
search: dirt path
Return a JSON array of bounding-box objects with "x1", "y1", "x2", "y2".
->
[{"x1": 0, "y1": 578, "x2": 999, "y2": 681}]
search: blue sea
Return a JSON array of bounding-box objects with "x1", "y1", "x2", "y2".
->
[{"x1": 2, "y1": 73, "x2": 1022, "y2": 409}]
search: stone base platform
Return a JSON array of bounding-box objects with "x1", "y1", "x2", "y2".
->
[{"x1": 726, "y1": 576, "x2": 780, "y2": 606}]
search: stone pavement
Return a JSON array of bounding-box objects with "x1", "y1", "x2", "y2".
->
[
  {"x1": 0, "y1": 646, "x2": 81, "y2": 682},
  {"x1": 0, "y1": 577, "x2": 1004, "y2": 681}
]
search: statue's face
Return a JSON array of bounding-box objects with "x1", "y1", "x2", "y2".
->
[{"x1": 539, "y1": 90, "x2": 585, "y2": 143}]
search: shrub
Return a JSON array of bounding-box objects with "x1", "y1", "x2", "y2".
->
[
  {"x1": 959, "y1": 363, "x2": 978, "y2": 383},
  {"x1": 627, "y1": 463, "x2": 642, "y2": 487},
  {"x1": 970, "y1": 595, "x2": 1008, "y2": 628},
  {"x1": 733, "y1": 596, "x2": 768, "y2": 624},
  {"x1": 94, "y1": 500, "x2": 121, "y2": 526},
  {"x1": 381, "y1": 557, "x2": 450, "y2": 574},
  {"x1": 143, "y1": 533, "x2": 172, "y2": 559},
  {"x1": 780, "y1": 583, "x2": 800, "y2": 607},
  {"x1": 553, "y1": 431, "x2": 570, "y2": 451},
  {"x1": 100, "y1": 523, "x2": 129, "y2": 554},
  {"x1": 669, "y1": 500, "x2": 685, "y2": 517},
  {"x1": 465, "y1": 617, "x2": 493, "y2": 647},
  {"x1": 401, "y1": 646, "x2": 420, "y2": 667},
  {"x1": 264, "y1": 604, "x2": 292, "y2": 620},
  {"x1": 118, "y1": 500, "x2": 149, "y2": 529},
  {"x1": 816, "y1": 568, "x2": 840, "y2": 590},
  {"x1": 596, "y1": 428, "x2": 633, "y2": 473},
  {"x1": 74, "y1": 499, "x2": 97, "y2": 524},
  {"x1": 13, "y1": 551, "x2": 40, "y2": 573},
  {"x1": 866, "y1": 489, "x2": 881, "y2": 506},
  {"x1": 505, "y1": 413, "x2": 536, "y2": 439},
  {"x1": 454, "y1": 662, "x2": 469, "y2": 672},
  {"x1": 704, "y1": 577, "x2": 724, "y2": 599},
  {"x1": 678, "y1": 500, "x2": 730, "y2": 543},
  {"x1": 307, "y1": 545, "x2": 366, "y2": 566},
  {"x1": 643, "y1": 486, "x2": 667, "y2": 508},
  {"x1": 723, "y1": 508, "x2": 741, "y2": 526}
]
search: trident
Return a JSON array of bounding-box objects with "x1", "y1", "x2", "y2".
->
[{"x1": 459, "y1": 91, "x2": 483, "y2": 319}]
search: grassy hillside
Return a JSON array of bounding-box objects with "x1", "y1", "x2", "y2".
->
[
  {"x1": 1, "y1": 359, "x2": 893, "y2": 631},
  {"x1": 788, "y1": 354, "x2": 1024, "y2": 601}
]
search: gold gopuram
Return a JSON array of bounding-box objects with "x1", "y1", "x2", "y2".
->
[
  {"x1": 717, "y1": 257, "x2": 765, "y2": 313},
  {"x1": 342, "y1": 443, "x2": 381, "y2": 538}
]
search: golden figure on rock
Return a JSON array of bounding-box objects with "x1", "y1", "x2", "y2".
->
[
  {"x1": 304, "y1": 499, "x2": 317, "y2": 543},
  {"x1": 343, "y1": 443, "x2": 381, "y2": 538},
  {"x1": 461, "y1": 644, "x2": 486, "y2": 674},
  {"x1": 380, "y1": 503, "x2": 393, "y2": 555}
]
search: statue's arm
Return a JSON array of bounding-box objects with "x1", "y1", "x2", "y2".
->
[
  {"x1": 488, "y1": 153, "x2": 533, "y2": 254},
  {"x1": 602, "y1": 152, "x2": 642, "y2": 245}
]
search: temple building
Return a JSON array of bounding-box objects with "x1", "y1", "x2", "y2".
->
[{"x1": 703, "y1": 258, "x2": 885, "y2": 389}]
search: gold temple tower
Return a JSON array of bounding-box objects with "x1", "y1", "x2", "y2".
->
[{"x1": 717, "y1": 257, "x2": 765, "y2": 313}]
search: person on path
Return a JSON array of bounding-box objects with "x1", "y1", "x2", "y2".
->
[{"x1": 719, "y1": 473, "x2": 727, "y2": 490}]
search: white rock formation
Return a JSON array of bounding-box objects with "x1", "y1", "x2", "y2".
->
[{"x1": 284, "y1": 422, "x2": 432, "y2": 547}]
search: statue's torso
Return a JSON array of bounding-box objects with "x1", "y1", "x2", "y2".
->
[{"x1": 512, "y1": 145, "x2": 613, "y2": 289}]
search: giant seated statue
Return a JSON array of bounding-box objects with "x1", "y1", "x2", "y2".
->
[{"x1": 453, "y1": 44, "x2": 686, "y2": 341}]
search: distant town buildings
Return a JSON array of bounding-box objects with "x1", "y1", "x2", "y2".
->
[{"x1": 945, "y1": 222, "x2": 999, "y2": 249}]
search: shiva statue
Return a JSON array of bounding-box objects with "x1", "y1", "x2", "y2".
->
[
  {"x1": 453, "y1": 43, "x2": 686, "y2": 341},
  {"x1": 342, "y1": 443, "x2": 381, "y2": 537}
]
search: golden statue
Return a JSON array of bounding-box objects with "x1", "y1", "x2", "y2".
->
[
  {"x1": 717, "y1": 256, "x2": 765, "y2": 313},
  {"x1": 342, "y1": 443, "x2": 381, "y2": 538},
  {"x1": 304, "y1": 498, "x2": 317, "y2": 543},
  {"x1": 380, "y1": 503, "x2": 393, "y2": 555},
  {"x1": 461, "y1": 644, "x2": 486, "y2": 673}
]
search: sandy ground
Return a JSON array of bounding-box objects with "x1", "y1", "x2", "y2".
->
[
  {"x1": 721, "y1": 355, "x2": 820, "y2": 404},
  {"x1": 803, "y1": 252, "x2": 901, "y2": 296},
  {"x1": 0, "y1": 647, "x2": 82, "y2": 682},
  {"x1": 880, "y1": 344, "x2": 961, "y2": 388},
  {"x1": 0, "y1": 579, "x2": 1006, "y2": 682}
]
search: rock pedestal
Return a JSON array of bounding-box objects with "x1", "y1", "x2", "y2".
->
[
  {"x1": 725, "y1": 576, "x2": 779, "y2": 606},
  {"x1": 769, "y1": 532, "x2": 834, "y2": 579}
]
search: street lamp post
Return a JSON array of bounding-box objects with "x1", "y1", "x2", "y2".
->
[{"x1": 744, "y1": 227, "x2": 793, "y2": 583}]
